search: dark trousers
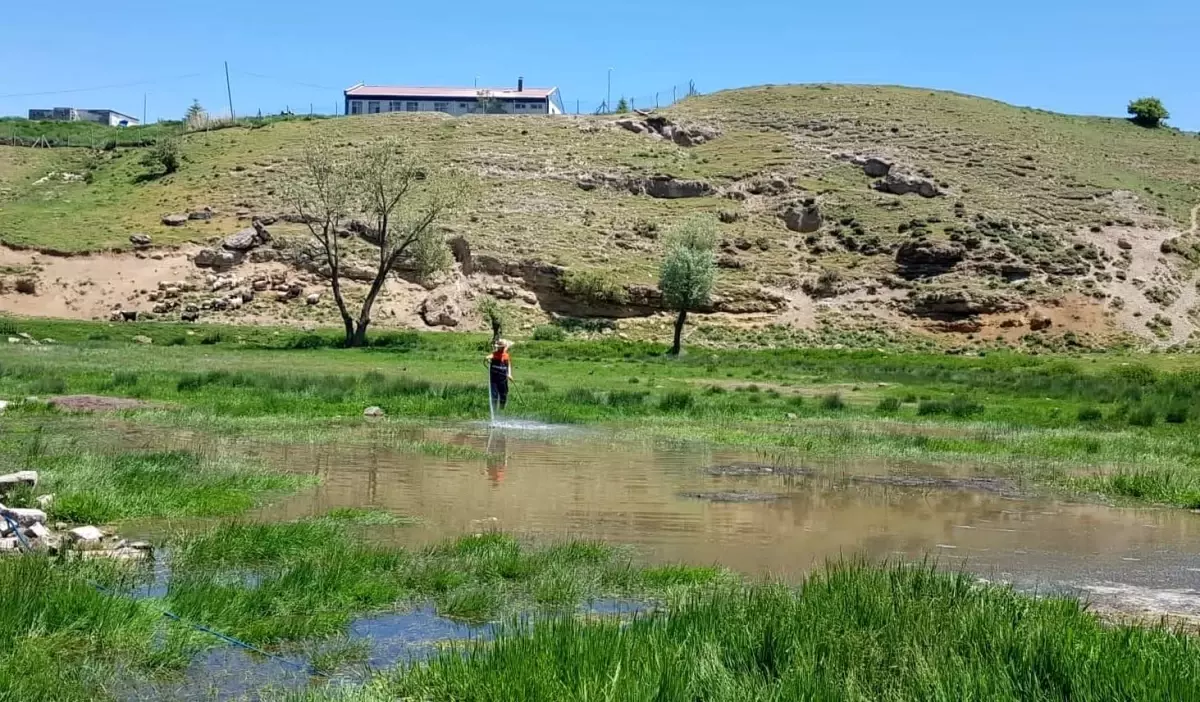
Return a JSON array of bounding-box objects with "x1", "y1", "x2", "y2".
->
[{"x1": 490, "y1": 376, "x2": 509, "y2": 409}]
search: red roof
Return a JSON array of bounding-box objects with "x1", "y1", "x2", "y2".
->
[{"x1": 345, "y1": 85, "x2": 557, "y2": 100}]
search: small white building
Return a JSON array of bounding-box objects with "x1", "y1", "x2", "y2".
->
[
  {"x1": 27, "y1": 107, "x2": 139, "y2": 127},
  {"x1": 344, "y1": 79, "x2": 563, "y2": 117}
]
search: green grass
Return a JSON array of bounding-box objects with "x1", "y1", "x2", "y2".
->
[
  {"x1": 0, "y1": 556, "x2": 187, "y2": 702},
  {"x1": 0, "y1": 429, "x2": 313, "y2": 524},
  {"x1": 291, "y1": 561, "x2": 1200, "y2": 702},
  {"x1": 166, "y1": 524, "x2": 728, "y2": 641}
]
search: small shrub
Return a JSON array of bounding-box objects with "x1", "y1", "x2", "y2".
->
[
  {"x1": 108, "y1": 371, "x2": 139, "y2": 387},
  {"x1": 140, "y1": 137, "x2": 181, "y2": 175},
  {"x1": 286, "y1": 334, "x2": 328, "y2": 350},
  {"x1": 1128, "y1": 406, "x2": 1158, "y2": 427},
  {"x1": 368, "y1": 331, "x2": 420, "y2": 350},
  {"x1": 562, "y1": 268, "x2": 628, "y2": 305},
  {"x1": 917, "y1": 399, "x2": 949, "y2": 416},
  {"x1": 564, "y1": 387, "x2": 603, "y2": 406},
  {"x1": 29, "y1": 376, "x2": 67, "y2": 395},
  {"x1": 1165, "y1": 406, "x2": 1189, "y2": 424},
  {"x1": 947, "y1": 395, "x2": 984, "y2": 418},
  {"x1": 820, "y1": 392, "x2": 845, "y2": 411},
  {"x1": 607, "y1": 391, "x2": 647, "y2": 408},
  {"x1": 1077, "y1": 406, "x2": 1103, "y2": 422},
  {"x1": 531, "y1": 325, "x2": 566, "y2": 342},
  {"x1": 200, "y1": 332, "x2": 224, "y2": 345},
  {"x1": 703, "y1": 385, "x2": 726, "y2": 396},
  {"x1": 659, "y1": 390, "x2": 695, "y2": 412},
  {"x1": 877, "y1": 397, "x2": 902, "y2": 413},
  {"x1": 902, "y1": 393, "x2": 918, "y2": 404}
]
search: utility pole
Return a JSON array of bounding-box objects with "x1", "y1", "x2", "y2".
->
[
  {"x1": 142, "y1": 93, "x2": 147, "y2": 124},
  {"x1": 224, "y1": 61, "x2": 235, "y2": 119},
  {"x1": 673, "y1": 86, "x2": 677, "y2": 104},
  {"x1": 606, "y1": 68, "x2": 612, "y2": 114},
  {"x1": 655, "y1": 92, "x2": 659, "y2": 109},
  {"x1": 576, "y1": 99, "x2": 580, "y2": 115}
]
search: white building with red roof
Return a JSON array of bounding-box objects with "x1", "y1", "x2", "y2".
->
[{"x1": 344, "y1": 78, "x2": 562, "y2": 117}]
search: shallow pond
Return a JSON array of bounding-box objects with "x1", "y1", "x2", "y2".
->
[{"x1": 149, "y1": 420, "x2": 1200, "y2": 620}]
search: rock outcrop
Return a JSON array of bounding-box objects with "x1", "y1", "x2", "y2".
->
[
  {"x1": 631, "y1": 175, "x2": 713, "y2": 199},
  {"x1": 783, "y1": 204, "x2": 822, "y2": 233},
  {"x1": 161, "y1": 214, "x2": 188, "y2": 227},
  {"x1": 902, "y1": 289, "x2": 1027, "y2": 319},
  {"x1": 129, "y1": 233, "x2": 152, "y2": 248},
  {"x1": 419, "y1": 292, "x2": 462, "y2": 327},
  {"x1": 895, "y1": 239, "x2": 965, "y2": 278},
  {"x1": 614, "y1": 114, "x2": 720, "y2": 146},
  {"x1": 874, "y1": 172, "x2": 942, "y2": 198}
]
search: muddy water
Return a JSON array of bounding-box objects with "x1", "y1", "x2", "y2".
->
[{"x1": 185, "y1": 422, "x2": 1200, "y2": 619}]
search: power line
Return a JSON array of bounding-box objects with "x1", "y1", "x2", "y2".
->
[
  {"x1": 0, "y1": 73, "x2": 206, "y2": 100},
  {"x1": 234, "y1": 70, "x2": 344, "y2": 92}
]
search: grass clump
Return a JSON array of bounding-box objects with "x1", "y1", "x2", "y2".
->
[
  {"x1": 658, "y1": 390, "x2": 695, "y2": 412},
  {"x1": 1076, "y1": 406, "x2": 1103, "y2": 422},
  {"x1": 27, "y1": 450, "x2": 310, "y2": 524},
  {"x1": 1080, "y1": 470, "x2": 1200, "y2": 509},
  {"x1": 0, "y1": 556, "x2": 175, "y2": 702},
  {"x1": 531, "y1": 325, "x2": 566, "y2": 342},
  {"x1": 820, "y1": 392, "x2": 845, "y2": 411},
  {"x1": 876, "y1": 397, "x2": 902, "y2": 413}
]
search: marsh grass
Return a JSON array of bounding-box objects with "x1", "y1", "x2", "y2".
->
[
  {"x1": 20, "y1": 449, "x2": 312, "y2": 524},
  {"x1": 298, "y1": 562, "x2": 1200, "y2": 702},
  {"x1": 166, "y1": 525, "x2": 725, "y2": 643},
  {"x1": 0, "y1": 556, "x2": 186, "y2": 702}
]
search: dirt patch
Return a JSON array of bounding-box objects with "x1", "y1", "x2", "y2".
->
[
  {"x1": 680, "y1": 491, "x2": 786, "y2": 503},
  {"x1": 48, "y1": 395, "x2": 159, "y2": 412}
]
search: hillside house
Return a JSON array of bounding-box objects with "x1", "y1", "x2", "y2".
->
[
  {"x1": 27, "y1": 107, "x2": 139, "y2": 126},
  {"x1": 344, "y1": 79, "x2": 563, "y2": 117}
]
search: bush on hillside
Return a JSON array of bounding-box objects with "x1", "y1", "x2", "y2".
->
[
  {"x1": 1128, "y1": 97, "x2": 1169, "y2": 128},
  {"x1": 531, "y1": 325, "x2": 566, "y2": 342},
  {"x1": 140, "y1": 138, "x2": 180, "y2": 176}
]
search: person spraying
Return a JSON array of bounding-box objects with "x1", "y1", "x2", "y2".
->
[{"x1": 486, "y1": 339, "x2": 513, "y2": 416}]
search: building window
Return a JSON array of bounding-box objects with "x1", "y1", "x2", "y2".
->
[
  {"x1": 433, "y1": 102, "x2": 449, "y2": 113},
  {"x1": 388, "y1": 101, "x2": 404, "y2": 112},
  {"x1": 459, "y1": 103, "x2": 469, "y2": 109},
  {"x1": 349, "y1": 101, "x2": 363, "y2": 115},
  {"x1": 406, "y1": 102, "x2": 418, "y2": 112},
  {"x1": 367, "y1": 101, "x2": 381, "y2": 114}
]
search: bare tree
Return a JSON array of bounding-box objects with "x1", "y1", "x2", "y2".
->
[{"x1": 283, "y1": 138, "x2": 460, "y2": 347}]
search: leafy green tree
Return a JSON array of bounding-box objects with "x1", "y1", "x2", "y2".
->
[
  {"x1": 1128, "y1": 97, "x2": 1169, "y2": 128},
  {"x1": 615, "y1": 97, "x2": 629, "y2": 114},
  {"x1": 659, "y1": 216, "x2": 717, "y2": 356}
]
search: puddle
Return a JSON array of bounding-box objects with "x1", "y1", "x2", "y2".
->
[{"x1": 104, "y1": 420, "x2": 1200, "y2": 622}]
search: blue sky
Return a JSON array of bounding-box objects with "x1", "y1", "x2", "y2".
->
[{"x1": 1, "y1": 0, "x2": 1197, "y2": 129}]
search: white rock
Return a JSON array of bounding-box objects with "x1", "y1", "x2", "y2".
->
[
  {"x1": 0, "y1": 471, "x2": 39, "y2": 491},
  {"x1": 69, "y1": 525, "x2": 104, "y2": 542},
  {"x1": 363, "y1": 406, "x2": 385, "y2": 418},
  {"x1": 306, "y1": 293, "x2": 320, "y2": 305},
  {"x1": 0, "y1": 537, "x2": 19, "y2": 552},
  {"x1": 34, "y1": 494, "x2": 54, "y2": 509},
  {"x1": 27, "y1": 522, "x2": 50, "y2": 539},
  {"x1": 0, "y1": 400, "x2": 8, "y2": 414}
]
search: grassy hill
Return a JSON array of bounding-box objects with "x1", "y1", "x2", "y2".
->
[{"x1": 1, "y1": 85, "x2": 1198, "y2": 344}]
